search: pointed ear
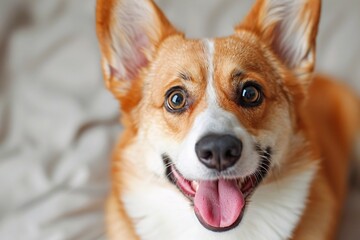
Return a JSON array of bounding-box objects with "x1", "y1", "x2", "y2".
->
[
  {"x1": 96, "y1": 0, "x2": 177, "y2": 96},
  {"x1": 236, "y1": 0, "x2": 321, "y2": 81}
]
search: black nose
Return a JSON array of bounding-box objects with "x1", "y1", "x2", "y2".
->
[{"x1": 195, "y1": 134, "x2": 242, "y2": 171}]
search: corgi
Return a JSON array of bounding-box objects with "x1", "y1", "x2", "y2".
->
[{"x1": 96, "y1": 0, "x2": 360, "y2": 239}]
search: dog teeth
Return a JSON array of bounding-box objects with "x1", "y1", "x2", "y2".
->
[{"x1": 191, "y1": 181, "x2": 199, "y2": 191}]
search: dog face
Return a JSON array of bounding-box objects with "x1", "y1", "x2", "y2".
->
[{"x1": 97, "y1": 0, "x2": 320, "y2": 233}]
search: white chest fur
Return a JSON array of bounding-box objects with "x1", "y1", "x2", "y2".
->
[{"x1": 121, "y1": 167, "x2": 316, "y2": 240}]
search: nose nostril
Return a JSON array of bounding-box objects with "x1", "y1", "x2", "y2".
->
[
  {"x1": 226, "y1": 149, "x2": 237, "y2": 158},
  {"x1": 226, "y1": 148, "x2": 240, "y2": 158},
  {"x1": 200, "y1": 150, "x2": 213, "y2": 160}
]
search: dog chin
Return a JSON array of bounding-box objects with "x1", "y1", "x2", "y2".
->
[{"x1": 161, "y1": 146, "x2": 272, "y2": 232}]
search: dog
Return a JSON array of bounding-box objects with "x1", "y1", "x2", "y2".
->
[{"x1": 96, "y1": 0, "x2": 360, "y2": 239}]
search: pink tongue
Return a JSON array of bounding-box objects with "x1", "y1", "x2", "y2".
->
[{"x1": 194, "y1": 179, "x2": 244, "y2": 228}]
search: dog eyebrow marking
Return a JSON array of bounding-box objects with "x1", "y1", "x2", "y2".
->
[
  {"x1": 231, "y1": 69, "x2": 245, "y2": 79},
  {"x1": 203, "y1": 39, "x2": 217, "y2": 105},
  {"x1": 178, "y1": 72, "x2": 191, "y2": 81}
]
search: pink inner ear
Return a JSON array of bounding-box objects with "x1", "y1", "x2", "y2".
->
[{"x1": 121, "y1": 31, "x2": 150, "y2": 81}]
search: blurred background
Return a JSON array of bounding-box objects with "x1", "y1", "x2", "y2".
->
[{"x1": 0, "y1": 0, "x2": 359, "y2": 239}]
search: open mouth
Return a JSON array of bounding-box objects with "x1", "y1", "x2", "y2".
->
[{"x1": 162, "y1": 147, "x2": 272, "y2": 232}]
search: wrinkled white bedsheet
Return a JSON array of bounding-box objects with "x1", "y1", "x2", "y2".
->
[{"x1": 0, "y1": 0, "x2": 359, "y2": 240}]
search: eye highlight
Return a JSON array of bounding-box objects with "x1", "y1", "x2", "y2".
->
[
  {"x1": 237, "y1": 81, "x2": 263, "y2": 108},
  {"x1": 165, "y1": 87, "x2": 188, "y2": 113}
]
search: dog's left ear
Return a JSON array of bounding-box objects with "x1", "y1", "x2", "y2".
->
[
  {"x1": 96, "y1": 0, "x2": 178, "y2": 100},
  {"x1": 236, "y1": 0, "x2": 321, "y2": 81}
]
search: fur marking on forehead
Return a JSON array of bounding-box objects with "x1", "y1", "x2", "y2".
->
[{"x1": 203, "y1": 39, "x2": 217, "y2": 106}]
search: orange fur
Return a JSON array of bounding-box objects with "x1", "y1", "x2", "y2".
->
[
  {"x1": 293, "y1": 76, "x2": 360, "y2": 239},
  {"x1": 96, "y1": 0, "x2": 360, "y2": 239}
]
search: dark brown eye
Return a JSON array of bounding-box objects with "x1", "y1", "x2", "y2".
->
[
  {"x1": 165, "y1": 88, "x2": 187, "y2": 113},
  {"x1": 238, "y1": 82, "x2": 263, "y2": 107}
]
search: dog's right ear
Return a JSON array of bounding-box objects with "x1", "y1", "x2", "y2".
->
[
  {"x1": 235, "y1": 0, "x2": 321, "y2": 83},
  {"x1": 96, "y1": 0, "x2": 177, "y2": 99}
]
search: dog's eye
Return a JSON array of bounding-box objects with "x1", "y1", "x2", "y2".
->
[
  {"x1": 165, "y1": 88, "x2": 187, "y2": 112},
  {"x1": 238, "y1": 82, "x2": 263, "y2": 107}
]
